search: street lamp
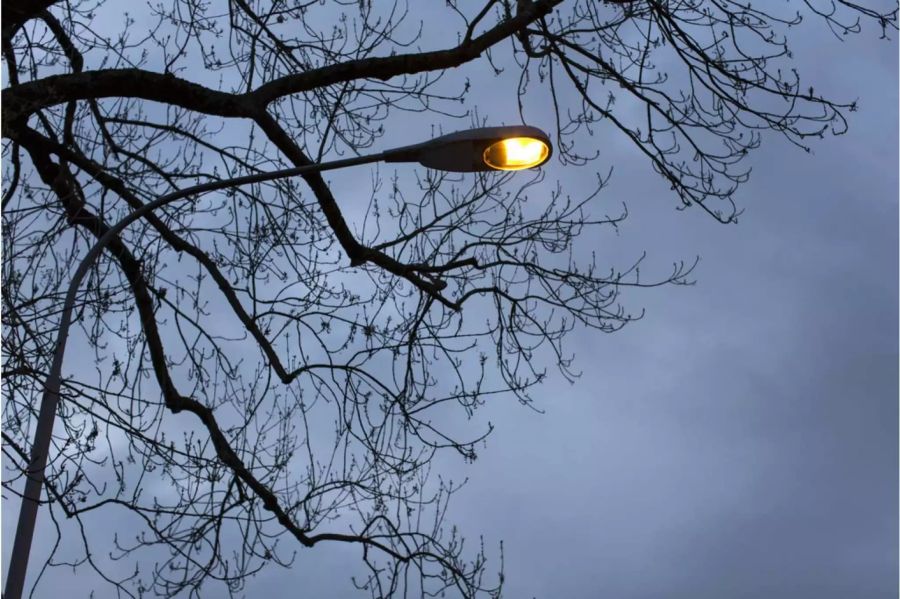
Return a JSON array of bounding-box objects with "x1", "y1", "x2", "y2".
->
[
  {"x1": 385, "y1": 125, "x2": 551, "y2": 171},
  {"x1": 3, "y1": 125, "x2": 552, "y2": 599}
]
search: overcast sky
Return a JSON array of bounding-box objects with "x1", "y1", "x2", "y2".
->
[
  {"x1": 441, "y1": 19, "x2": 899, "y2": 599},
  {"x1": 3, "y1": 4, "x2": 897, "y2": 598}
]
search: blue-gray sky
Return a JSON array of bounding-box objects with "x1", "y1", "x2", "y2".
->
[
  {"x1": 3, "y1": 4, "x2": 897, "y2": 598},
  {"x1": 440, "y1": 23, "x2": 899, "y2": 599}
]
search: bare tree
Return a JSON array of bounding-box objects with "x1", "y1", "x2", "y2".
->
[{"x1": 2, "y1": 1, "x2": 895, "y2": 597}]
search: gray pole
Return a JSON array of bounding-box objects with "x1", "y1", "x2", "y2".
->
[{"x1": 3, "y1": 151, "x2": 387, "y2": 599}]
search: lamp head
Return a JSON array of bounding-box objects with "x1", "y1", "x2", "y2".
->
[{"x1": 384, "y1": 125, "x2": 552, "y2": 172}]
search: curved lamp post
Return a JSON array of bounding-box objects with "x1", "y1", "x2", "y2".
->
[{"x1": 4, "y1": 125, "x2": 552, "y2": 599}]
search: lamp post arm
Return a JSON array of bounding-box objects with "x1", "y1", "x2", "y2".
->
[{"x1": 3, "y1": 149, "x2": 387, "y2": 599}]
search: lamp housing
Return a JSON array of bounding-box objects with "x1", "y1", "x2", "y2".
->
[{"x1": 383, "y1": 125, "x2": 552, "y2": 172}]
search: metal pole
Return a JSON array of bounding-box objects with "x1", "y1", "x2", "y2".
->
[{"x1": 3, "y1": 151, "x2": 386, "y2": 599}]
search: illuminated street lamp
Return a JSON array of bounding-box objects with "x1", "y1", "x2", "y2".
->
[
  {"x1": 385, "y1": 125, "x2": 552, "y2": 171},
  {"x1": 4, "y1": 125, "x2": 552, "y2": 599}
]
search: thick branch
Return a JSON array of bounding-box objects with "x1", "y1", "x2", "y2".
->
[
  {"x1": 1, "y1": 0, "x2": 60, "y2": 41},
  {"x1": 2, "y1": 0, "x2": 561, "y2": 132}
]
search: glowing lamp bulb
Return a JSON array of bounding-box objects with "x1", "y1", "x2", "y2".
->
[{"x1": 482, "y1": 137, "x2": 550, "y2": 171}]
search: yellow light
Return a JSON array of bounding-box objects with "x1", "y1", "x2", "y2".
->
[{"x1": 482, "y1": 137, "x2": 550, "y2": 171}]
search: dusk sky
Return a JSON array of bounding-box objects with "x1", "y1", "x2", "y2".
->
[
  {"x1": 3, "y1": 3, "x2": 897, "y2": 598},
  {"x1": 450, "y1": 21, "x2": 899, "y2": 598}
]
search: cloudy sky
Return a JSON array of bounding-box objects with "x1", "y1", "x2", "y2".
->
[
  {"x1": 3, "y1": 3, "x2": 897, "y2": 598},
  {"x1": 443, "y1": 19, "x2": 899, "y2": 599}
]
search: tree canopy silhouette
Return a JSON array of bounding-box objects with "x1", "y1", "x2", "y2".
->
[{"x1": 2, "y1": 0, "x2": 895, "y2": 597}]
